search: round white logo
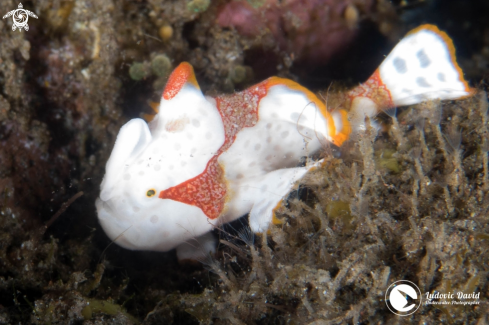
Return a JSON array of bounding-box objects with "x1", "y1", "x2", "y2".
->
[{"x1": 385, "y1": 280, "x2": 422, "y2": 316}]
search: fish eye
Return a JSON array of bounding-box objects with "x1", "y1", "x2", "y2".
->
[{"x1": 146, "y1": 189, "x2": 156, "y2": 197}]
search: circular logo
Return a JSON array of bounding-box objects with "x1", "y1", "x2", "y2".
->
[
  {"x1": 385, "y1": 280, "x2": 422, "y2": 316},
  {"x1": 13, "y1": 10, "x2": 27, "y2": 27}
]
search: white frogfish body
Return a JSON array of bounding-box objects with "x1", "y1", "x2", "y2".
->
[{"x1": 96, "y1": 25, "x2": 472, "y2": 260}]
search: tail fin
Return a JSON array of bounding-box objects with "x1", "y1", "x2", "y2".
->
[
  {"x1": 346, "y1": 24, "x2": 473, "y2": 132},
  {"x1": 378, "y1": 24, "x2": 473, "y2": 107}
]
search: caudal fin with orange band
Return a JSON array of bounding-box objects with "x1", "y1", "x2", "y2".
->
[{"x1": 346, "y1": 24, "x2": 474, "y2": 134}]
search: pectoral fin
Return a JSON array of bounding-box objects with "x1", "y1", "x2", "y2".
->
[
  {"x1": 247, "y1": 167, "x2": 308, "y2": 232},
  {"x1": 226, "y1": 163, "x2": 320, "y2": 233},
  {"x1": 175, "y1": 232, "x2": 217, "y2": 263}
]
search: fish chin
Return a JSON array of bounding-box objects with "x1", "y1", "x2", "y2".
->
[{"x1": 96, "y1": 196, "x2": 215, "y2": 252}]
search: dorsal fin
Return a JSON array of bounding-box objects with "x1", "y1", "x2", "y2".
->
[
  {"x1": 150, "y1": 63, "x2": 226, "y2": 185},
  {"x1": 162, "y1": 62, "x2": 200, "y2": 100}
]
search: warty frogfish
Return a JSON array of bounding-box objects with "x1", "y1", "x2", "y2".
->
[{"x1": 96, "y1": 24, "x2": 473, "y2": 261}]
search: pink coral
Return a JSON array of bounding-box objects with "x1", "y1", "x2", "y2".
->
[{"x1": 217, "y1": 0, "x2": 374, "y2": 65}]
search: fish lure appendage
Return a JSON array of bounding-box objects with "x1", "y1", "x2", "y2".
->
[{"x1": 96, "y1": 24, "x2": 473, "y2": 261}]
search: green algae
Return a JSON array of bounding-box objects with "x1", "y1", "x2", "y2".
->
[
  {"x1": 151, "y1": 54, "x2": 172, "y2": 78},
  {"x1": 82, "y1": 298, "x2": 139, "y2": 323},
  {"x1": 187, "y1": 0, "x2": 210, "y2": 13},
  {"x1": 129, "y1": 62, "x2": 150, "y2": 81},
  {"x1": 376, "y1": 148, "x2": 401, "y2": 173}
]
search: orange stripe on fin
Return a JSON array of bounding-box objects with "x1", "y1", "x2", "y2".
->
[
  {"x1": 331, "y1": 109, "x2": 351, "y2": 146},
  {"x1": 407, "y1": 24, "x2": 473, "y2": 96},
  {"x1": 149, "y1": 101, "x2": 160, "y2": 113},
  {"x1": 140, "y1": 113, "x2": 155, "y2": 122},
  {"x1": 140, "y1": 101, "x2": 160, "y2": 122},
  {"x1": 264, "y1": 77, "x2": 339, "y2": 145},
  {"x1": 271, "y1": 200, "x2": 284, "y2": 225},
  {"x1": 162, "y1": 62, "x2": 200, "y2": 100}
]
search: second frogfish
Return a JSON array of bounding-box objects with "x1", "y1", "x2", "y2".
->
[{"x1": 96, "y1": 25, "x2": 473, "y2": 260}]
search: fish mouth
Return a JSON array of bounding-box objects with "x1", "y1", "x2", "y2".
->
[
  {"x1": 95, "y1": 197, "x2": 139, "y2": 250},
  {"x1": 96, "y1": 195, "x2": 217, "y2": 252}
]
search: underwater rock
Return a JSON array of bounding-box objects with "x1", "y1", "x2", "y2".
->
[{"x1": 217, "y1": 0, "x2": 375, "y2": 65}]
